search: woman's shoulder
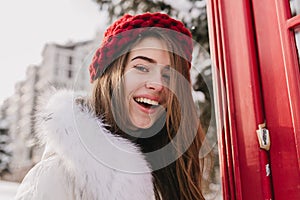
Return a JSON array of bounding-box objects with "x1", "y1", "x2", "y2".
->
[
  {"x1": 30, "y1": 89, "x2": 155, "y2": 199},
  {"x1": 35, "y1": 89, "x2": 152, "y2": 173},
  {"x1": 35, "y1": 89, "x2": 95, "y2": 149}
]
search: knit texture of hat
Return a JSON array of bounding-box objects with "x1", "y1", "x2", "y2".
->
[{"x1": 89, "y1": 12, "x2": 193, "y2": 82}]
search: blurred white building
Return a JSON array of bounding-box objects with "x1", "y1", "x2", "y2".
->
[
  {"x1": 4, "y1": 66, "x2": 39, "y2": 181},
  {"x1": 37, "y1": 40, "x2": 96, "y2": 93},
  {"x1": 1, "y1": 33, "x2": 101, "y2": 182}
]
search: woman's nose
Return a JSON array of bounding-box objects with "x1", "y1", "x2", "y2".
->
[{"x1": 145, "y1": 74, "x2": 164, "y2": 91}]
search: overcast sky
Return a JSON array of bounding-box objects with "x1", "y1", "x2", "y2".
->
[{"x1": 0, "y1": 0, "x2": 107, "y2": 105}]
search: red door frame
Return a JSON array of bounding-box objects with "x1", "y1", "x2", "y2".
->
[
  {"x1": 251, "y1": 0, "x2": 300, "y2": 199},
  {"x1": 207, "y1": 0, "x2": 300, "y2": 199}
]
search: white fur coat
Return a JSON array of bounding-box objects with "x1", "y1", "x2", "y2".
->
[{"x1": 15, "y1": 90, "x2": 155, "y2": 200}]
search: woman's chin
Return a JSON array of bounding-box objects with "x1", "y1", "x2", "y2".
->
[
  {"x1": 132, "y1": 120, "x2": 154, "y2": 130},
  {"x1": 129, "y1": 111, "x2": 167, "y2": 130}
]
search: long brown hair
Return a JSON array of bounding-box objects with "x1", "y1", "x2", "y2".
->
[{"x1": 91, "y1": 29, "x2": 207, "y2": 200}]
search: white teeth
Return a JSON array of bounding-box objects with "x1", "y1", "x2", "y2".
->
[{"x1": 135, "y1": 97, "x2": 159, "y2": 106}]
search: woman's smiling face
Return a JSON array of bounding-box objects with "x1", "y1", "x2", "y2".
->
[{"x1": 123, "y1": 37, "x2": 171, "y2": 129}]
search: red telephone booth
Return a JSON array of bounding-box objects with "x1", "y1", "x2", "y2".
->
[{"x1": 207, "y1": 0, "x2": 300, "y2": 199}]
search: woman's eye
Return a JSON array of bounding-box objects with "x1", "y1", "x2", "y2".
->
[
  {"x1": 162, "y1": 74, "x2": 170, "y2": 79},
  {"x1": 162, "y1": 73, "x2": 170, "y2": 83},
  {"x1": 134, "y1": 65, "x2": 149, "y2": 72},
  {"x1": 162, "y1": 67, "x2": 171, "y2": 83}
]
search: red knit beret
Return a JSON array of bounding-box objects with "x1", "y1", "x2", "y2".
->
[{"x1": 89, "y1": 12, "x2": 193, "y2": 82}]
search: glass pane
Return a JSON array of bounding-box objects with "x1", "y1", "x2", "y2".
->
[
  {"x1": 293, "y1": 29, "x2": 300, "y2": 68},
  {"x1": 290, "y1": 0, "x2": 300, "y2": 17}
]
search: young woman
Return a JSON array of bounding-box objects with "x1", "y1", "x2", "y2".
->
[{"x1": 15, "y1": 12, "x2": 208, "y2": 200}]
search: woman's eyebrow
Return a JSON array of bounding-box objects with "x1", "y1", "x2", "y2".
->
[{"x1": 131, "y1": 56, "x2": 156, "y2": 63}]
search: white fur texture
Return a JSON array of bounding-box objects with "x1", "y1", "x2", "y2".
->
[{"x1": 15, "y1": 90, "x2": 154, "y2": 200}]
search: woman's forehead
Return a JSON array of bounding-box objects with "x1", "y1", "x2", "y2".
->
[{"x1": 131, "y1": 37, "x2": 169, "y2": 52}]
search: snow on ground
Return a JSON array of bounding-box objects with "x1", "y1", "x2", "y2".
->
[{"x1": 0, "y1": 180, "x2": 19, "y2": 200}]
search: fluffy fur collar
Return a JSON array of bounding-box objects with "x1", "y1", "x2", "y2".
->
[{"x1": 37, "y1": 90, "x2": 154, "y2": 199}]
